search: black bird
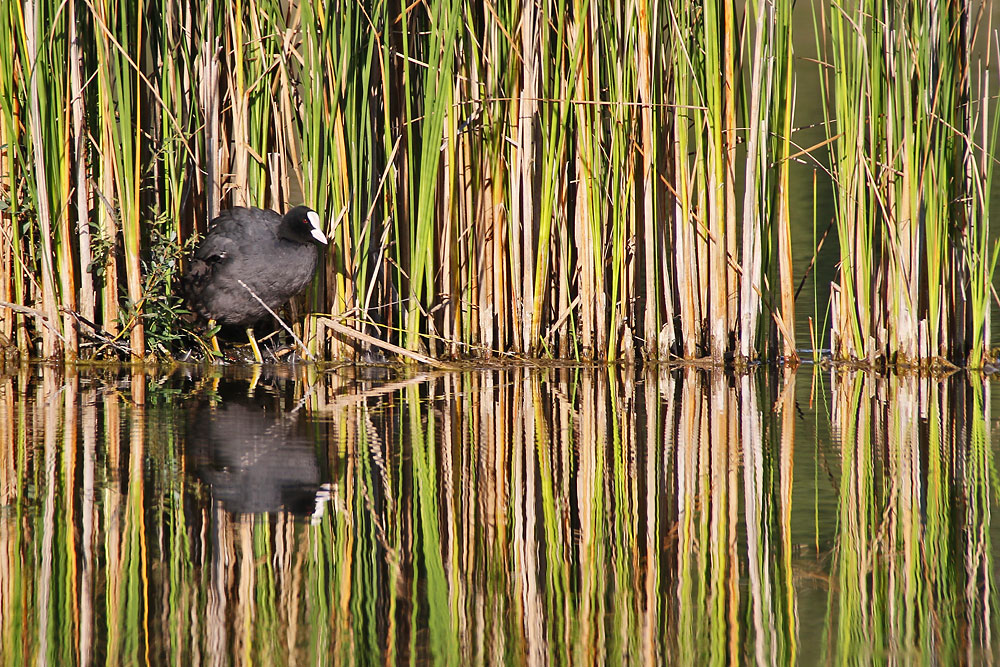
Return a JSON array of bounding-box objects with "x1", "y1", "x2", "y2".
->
[{"x1": 183, "y1": 205, "x2": 328, "y2": 361}]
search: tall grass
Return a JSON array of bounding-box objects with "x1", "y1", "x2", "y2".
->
[
  {"x1": 0, "y1": 1, "x2": 993, "y2": 364},
  {"x1": 815, "y1": 0, "x2": 997, "y2": 367}
]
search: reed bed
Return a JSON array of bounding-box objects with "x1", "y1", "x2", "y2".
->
[
  {"x1": 0, "y1": 1, "x2": 994, "y2": 365},
  {"x1": 814, "y1": 0, "x2": 998, "y2": 367}
]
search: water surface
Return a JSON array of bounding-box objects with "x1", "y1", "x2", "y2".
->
[{"x1": 0, "y1": 363, "x2": 997, "y2": 664}]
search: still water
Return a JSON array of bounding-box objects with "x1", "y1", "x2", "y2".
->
[{"x1": 0, "y1": 363, "x2": 997, "y2": 664}]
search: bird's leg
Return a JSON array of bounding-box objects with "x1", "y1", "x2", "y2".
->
[
  {"x1": 209, "y1": 319, "x2": 222, "y2": 360},
  {"x1": 246, "y1": 326, "x2": 263, "y2": 363}
]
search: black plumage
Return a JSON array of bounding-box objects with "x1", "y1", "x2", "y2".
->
[{"x1": 183, "y1": 205, "x2": 328, "y2": 358}]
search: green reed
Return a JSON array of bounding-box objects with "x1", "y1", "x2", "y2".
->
[
  {"x1": 815, "y1": 1, "x2": 995, "y2": 367},
  {"x1": 740, "y1": 0, "x2": 795, "y2": 359},
  {"x1": 966, "y1": 36, "x2": 1000, "y2": 369},
  {"x1": 0, "y1": 0, "x2": 25, "y2": 351},
  {"x1": 94, "y1": 0, "x2": 146, "y2": 358},
  {"x1": 18, "y1": 0, "x2": 68, "y2": 358},
  {"x1": 403, "y1": 0, "x2": 461, "y2": 356}
]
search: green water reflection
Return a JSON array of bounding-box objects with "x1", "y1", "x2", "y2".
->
[{"x1": 0, "y1": 364, "x2": 996, "y2": 664}]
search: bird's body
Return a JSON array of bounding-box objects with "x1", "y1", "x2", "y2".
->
[{"x1": 183, "y1": 206, "x2": 328, "y2": 359}]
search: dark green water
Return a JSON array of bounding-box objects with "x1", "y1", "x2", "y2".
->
[{"x1": 1, "y1": 363, "x2": 997, "y2": 664}]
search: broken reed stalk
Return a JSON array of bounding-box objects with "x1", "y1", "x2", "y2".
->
[
  {"x1": 0, "y1": 0, "x2": 992, "y2": 365},
  {"x1": 318, "y1": 316, "x2": 448, "y2": 369}
]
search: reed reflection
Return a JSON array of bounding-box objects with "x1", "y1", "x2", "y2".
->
[
  {"x1": 827, "y1": 372, "x2": 995, "y2": 662},
  {"x1": 0, "y1": 365, "x2": 995, "y2": 665}
]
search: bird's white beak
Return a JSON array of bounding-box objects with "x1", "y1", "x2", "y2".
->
[{"x1": 307, "y1": 210, "x2": 329, "y2": 245}]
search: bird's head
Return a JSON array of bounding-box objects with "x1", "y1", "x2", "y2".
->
[{"x1": 281, "y1": 206, "x2": 329, "y2": 246}]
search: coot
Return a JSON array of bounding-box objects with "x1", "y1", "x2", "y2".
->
[{"x1": 183, "y1": 206, "x2": 328, "y2": 361}]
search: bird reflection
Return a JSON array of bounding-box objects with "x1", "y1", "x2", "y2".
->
[{"x1": 186, "y1": 371, "x2": 328, "y2": 519}]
